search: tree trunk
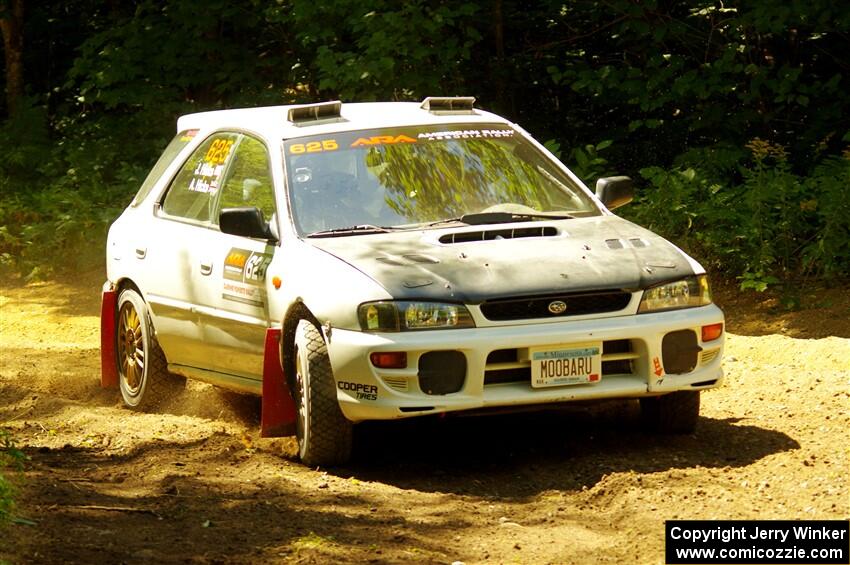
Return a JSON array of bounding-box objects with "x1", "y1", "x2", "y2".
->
[
  {"x1": 491, "y1": 0, "x2": 509, "y2": 115},
  {"x1": 0, "y1": 0, "x2": 25, "y2": 115}
]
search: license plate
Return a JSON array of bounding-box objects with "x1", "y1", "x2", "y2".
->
[{"x1": 530, "y1": 342, "x2": 602, "y2": 388}]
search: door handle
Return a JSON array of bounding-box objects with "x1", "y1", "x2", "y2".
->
[
  {"x1": 135, "y1": 248, "x2": 147, "y2": 259},
  {"x1": 199, "y1": 261, "x2": 213, "y2": 276}
]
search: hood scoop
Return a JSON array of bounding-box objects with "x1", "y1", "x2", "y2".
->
[
  {"x1": 376, "y1": 254, "x2": 440, "y2": 266},
  {"x1": 439, "y1": 225, "x2": 557, "y2": 244}
]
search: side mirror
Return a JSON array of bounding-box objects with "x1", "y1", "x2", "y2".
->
[
  {"x1": 220, "y1": 207, "x2": 277, "y2": 242},
  {"x1": 595, "y1": 176, "x2": 634, "y2": 210}
]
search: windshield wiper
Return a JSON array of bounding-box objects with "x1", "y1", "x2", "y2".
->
[
  {"x1": 424, "y1": 211, "x2": 575, "y2": 228},
  {"x1": 306, "y1": 224, "x2": 399, "y2": 238}
]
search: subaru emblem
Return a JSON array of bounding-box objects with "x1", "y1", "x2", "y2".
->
[{"x1": 548, "y1": 300, "x2": 567, "y2": 314}]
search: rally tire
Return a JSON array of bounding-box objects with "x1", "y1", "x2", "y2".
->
[
  {"x1": 640, "y1": 390, "x2": 700, "y2": 434},
  {"x1": 293, "y1": 319, "x2": 353, "y2": 467},
  {"x1": 116, "y1": 289, "x2": 183, "y2": 411}
]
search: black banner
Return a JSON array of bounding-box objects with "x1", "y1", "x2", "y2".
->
[{"x1": 666, "y1": 520, "x2": 849, "y2": 564}]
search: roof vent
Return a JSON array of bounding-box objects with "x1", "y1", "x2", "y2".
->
[
  {"x1": 287, "y1": 101, "x2": 344, "y2": 125},
  {"x1": 420, "y1": 96, "x2": 476, "y2": 114}
]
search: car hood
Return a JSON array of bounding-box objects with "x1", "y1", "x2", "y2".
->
[{"x1": 307, "y1": 216, "x2": 697, "y2": 303}]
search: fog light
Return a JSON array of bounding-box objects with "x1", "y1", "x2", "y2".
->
[
  {"x1": 370, "y1": 351, "x2": 408, "y2": 369},
  {"x1": 701, "y1": 323, "x2": 723, "y2": 342}
]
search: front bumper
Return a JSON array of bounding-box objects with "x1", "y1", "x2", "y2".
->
[{"x1": 325, "y1": 305, "x2": 725, "y2": 422}]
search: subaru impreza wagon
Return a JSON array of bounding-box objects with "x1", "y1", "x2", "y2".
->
[{"x1": 101, "y1": 97, "x2": 725, "y2": 466}]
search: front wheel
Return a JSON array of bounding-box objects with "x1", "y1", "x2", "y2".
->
[
  {"x1": 292, "y1": 320, "x2": 353, "y2": 466},
  {"x1": 640, "y1": 390, "x2": 700, "y2": 433},
  {"x1": 116, "y1": 289, "x2": 180, "y2": 410}
]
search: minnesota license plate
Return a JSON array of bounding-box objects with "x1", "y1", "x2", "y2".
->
[{"x1": 530, "y1": 342, "x2": 602, "y2": 388}]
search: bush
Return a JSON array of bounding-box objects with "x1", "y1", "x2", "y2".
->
[
  {"x1": 0, "y1": 101, "x2": 150, "y2": 279},
  {"x1": 621, "y1": 140, "x2": 850, "y2": 291},
  {"x1": 0, "y1": 188, "x2": 124, "y2": 278},
  {"x1": 0, "y1": 428, "x2": 26, "y2": 525}
]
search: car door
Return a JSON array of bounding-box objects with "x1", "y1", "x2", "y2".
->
[
  {"x1": 188, "y1": 133, "x2": 280, "y2": 381},
  {"x1": 144, "y1": 131, "x2": 241, "y2": 369}
]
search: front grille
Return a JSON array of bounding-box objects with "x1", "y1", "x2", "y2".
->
[
  {"x1": 484, "y1": 367, "x2": 530, "y2": 385},
  {"x1": 602, "y1": 359, "x2": 632, "y2": 374},
  {"x1": 603, "y1": 339, "x2": 632, "y2": 354},
  {"x1": 483, "y1": 365, "x2": 529, "y2": 385},
  {"x1": 483, "y1": 340, "x2": 636, "y2": 385},
  {"x1": 480, "y1": 291, "x2": 631, "y2": 321},
  {"x1": 484, "y1": 348, "x2": 526, "y2": 385}
]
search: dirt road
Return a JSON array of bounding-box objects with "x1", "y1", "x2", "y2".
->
[{"x1": 1, "y1": 269, "x2": 848, "y2": 564}]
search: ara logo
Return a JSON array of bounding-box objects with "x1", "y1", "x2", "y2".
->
[
  {"x1": 548, "y1": 300, "x2": 567, "y2": 314},
  {"x1": 350, "y1": 135, "x2": 417, "y2": 147}
]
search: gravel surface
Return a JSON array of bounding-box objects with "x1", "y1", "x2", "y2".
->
[{"x1": 1, "y1": 269, "x2": 848, "y2": 564}]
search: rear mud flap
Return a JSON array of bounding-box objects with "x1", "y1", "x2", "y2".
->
[
  {"x1": 100, "y1": 289, "x2": 119, "y2": 388},
  {"x1": 261, "y1": 328, "x2": 297, "y2": 437}
]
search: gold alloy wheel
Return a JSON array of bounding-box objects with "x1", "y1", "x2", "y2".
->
[
  {"x1": 294, "y1": 345, "x2": 307, "y2": 436},
  {"x1": 117, "y1": 302, "x2": 145, "y2": 394}
]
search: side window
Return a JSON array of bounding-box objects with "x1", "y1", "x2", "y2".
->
[
  {"x1": 216, "y1": 135, "x2": 276, "y2": 223},
  {"x1": 161, "y1": 132, "x2": 239, "y2": 222}
]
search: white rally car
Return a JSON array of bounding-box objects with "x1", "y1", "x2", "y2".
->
[{"x1": 101, "y1": 97, "x2": 724, "y2": 466}]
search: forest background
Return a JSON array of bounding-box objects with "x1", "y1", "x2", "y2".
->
[{"x1": 1, "y1": 0, "x2": 849, "y2": 297}]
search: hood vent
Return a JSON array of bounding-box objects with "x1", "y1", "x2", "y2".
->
[{"x1": 439, "y1": 226, "x2": 557, "y2": 244}]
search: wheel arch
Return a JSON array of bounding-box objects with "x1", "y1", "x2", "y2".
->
[
  {"x1": 114, "y1": 278, "x2": 162, "y2": 329},
  {"x1": 282, "y1": 303, "x2": 353, "y2": 465},
  {"x1": 113, "y1": 277, "x2": 171, "y2": 365},
  {"x1": 280, "y1": 299, "x2": 323, "y2": 391},
  {"x1": 114, "y1": 277, "x2": 142, "y2": 298}
]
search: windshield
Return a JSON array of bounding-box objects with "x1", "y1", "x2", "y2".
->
[{"x1": 283, "y1": 123, "x2": 600, "y2": 236}]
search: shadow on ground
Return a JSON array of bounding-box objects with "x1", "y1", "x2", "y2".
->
[
  {"x1": 0, "y1": 392, "x2": 801, "y2": 564},
  {"x1": 3, "y1": 433, "x2": 456, "y2": 564},
  {"x1": 341, "y1": 401, "x2": 799, "y2": 496}
]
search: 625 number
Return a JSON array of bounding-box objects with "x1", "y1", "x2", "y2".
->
[
  {"x1": 289, "y1": 140, "x2": 339, "y2": 154},
  {"x1": 204, "y1": 139, "x2": 235, "y2": 165}
]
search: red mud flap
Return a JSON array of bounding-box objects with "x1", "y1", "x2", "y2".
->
[
  {"x1": 100, "y1": 288, "x2": 119, "y2": 388},
  {"x1": 261, "y1": 328, "x2": 297, "y2": 437}
]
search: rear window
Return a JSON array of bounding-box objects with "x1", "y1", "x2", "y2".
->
[{"x1": 130, "y1": 130, "x2": 198, "y2": 207}]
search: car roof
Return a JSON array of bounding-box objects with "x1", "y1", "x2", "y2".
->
[{"x1": 176, "y1": 101, "x2": 512, "y2": 140}]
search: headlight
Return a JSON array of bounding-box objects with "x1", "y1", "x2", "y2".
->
[
  {"x1": 638, "y1": 275, "x2": 712, "y2": 313},
  {"x1": 358, "y1": 301, "x2": 475, "y2": 331}
]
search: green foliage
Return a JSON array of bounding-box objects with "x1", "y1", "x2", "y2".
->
[
  {"x1": 567, "y1": 140, "x2": 615, "y2": 186},
  {"x1": 0, "y1": 98, "x2": 51, "y2": 179},
  {"x1": 0, "y1": 427, "x2": 26, "y2": 525},
  {"x1": 623, "y1": 140, "x2": 850, "y2": 289},
  {"x1": 0, "y1": 103, "x2": 137, "y2": 277},
  {"x1": 0, "y1": 188, "x2": 123, "y2": 278},
  {"x1": 67, "y1": 0, "x2": 286, "y2": 110},
  {"x1": 0, "y1": 0, "x2": 848, "y2": 288},
  {"x1": 283, "y1": 0, "x2": 481, "y2": 100},
  {"x1": 541, "y1": 0, "x2": 850, "y2": 171}
]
